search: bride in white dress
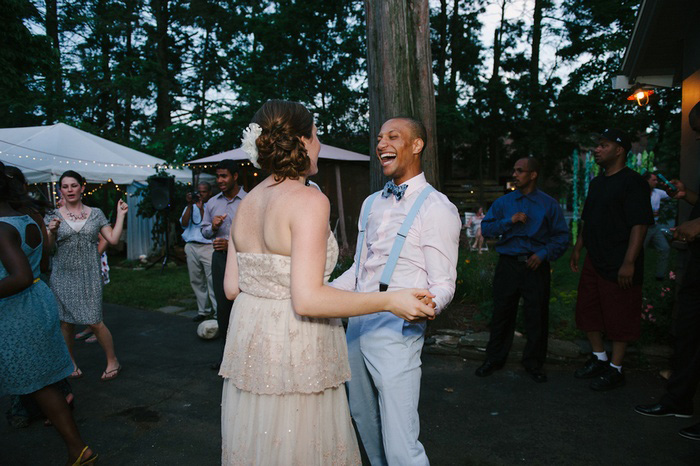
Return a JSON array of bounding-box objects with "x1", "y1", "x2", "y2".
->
[{"x1": 219, "y1": 100, "x2": 436, "y2": 465}]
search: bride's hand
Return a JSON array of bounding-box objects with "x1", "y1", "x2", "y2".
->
[{"x1": 387, "y1": 289, "x2": 436, "y2": 323}]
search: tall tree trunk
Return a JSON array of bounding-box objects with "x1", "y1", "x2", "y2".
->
[
  {"x1": 365, "y1": 0, "x2": 439, "y2": 191},
  {"x1": 447, "y1": 0, "x2": 459, "y2": 100},
  {"x1": 530, "y1": 0, "x2": 543, "y2": 89},
  {"x1": 436, "y1": 0, "x2": 448, "y2": 97},
  {"x1": 97, "y1": 0, "x2": 111, "y2": 131},
  {"x1": 45, "y1": 0, "x2": 61, "y2": 123},
  {"x1": 440, "y1": 0, "x2": 461, "y2": 185},
  {"x1": 200, "y1": 27, "x2": 210, "y2": 131},
  {"x1": 122, "y1": 0, "x2": 138, "y2": 139},
  {"x1": 489, "y1": 1, "x2": 506, "y2": 86},
  {"x1": 529, "y1": 0, "x2": 546, "y2": 163},
  {"x1": 152, "y1": 0, "x2": 172, "y2": 134},
  {"x1": 487, "y1": 0, "x2": 508, "y2": 180}
]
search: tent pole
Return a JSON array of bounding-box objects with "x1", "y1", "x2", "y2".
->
[{"x1": 335, "y1": 164, "x2": 349, "y2": 250}]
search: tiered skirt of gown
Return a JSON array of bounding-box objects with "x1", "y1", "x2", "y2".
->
[{"x1": 219, "y1": 234, "x2": 361, "y2": 465}]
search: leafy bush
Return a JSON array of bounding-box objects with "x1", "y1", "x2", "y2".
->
[{"x1": 452, "y1": 248, "x2": 675, "y2": 344}]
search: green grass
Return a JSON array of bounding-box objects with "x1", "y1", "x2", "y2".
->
[
  {"x1": 104, "y1": 245, "x2": 677, "y2": 346},
  {"x1": 456, "y1": 246, "x2": 677, "y2": 344},
  {"x1": 103, "y1": 262, "x2": 192, "y2": 311}
]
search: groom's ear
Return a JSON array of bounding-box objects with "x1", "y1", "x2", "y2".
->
[{"x1": 412, "y1": 137, "x2": 424, "y2": 157}]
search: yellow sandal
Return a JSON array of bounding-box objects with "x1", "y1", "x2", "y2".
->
[{"x1": 71, "y1": 446, "x2": 98, "y2": 465}]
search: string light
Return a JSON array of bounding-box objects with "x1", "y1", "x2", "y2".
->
[{"x1": 0, "y1": 149, "x2": 195, "y2": 170}]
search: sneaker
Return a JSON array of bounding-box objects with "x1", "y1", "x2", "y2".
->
[
  {"x1": 574, "y1": 355, "x2": 609, "y2": 379},
  {"x1": 193, "y1": 314, "x2": 207, "y2": 323},
  {"x1": 590, "y1": 365, "x2": 625, "y2": 391}
]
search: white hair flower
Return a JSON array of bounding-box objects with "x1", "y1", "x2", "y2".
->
[{"x1": 241, "y1": 123, "x2": 262, "y2": 169}]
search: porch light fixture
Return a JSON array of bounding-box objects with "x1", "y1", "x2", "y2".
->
[{"x1": 627, "y1": 88, "x2": 654, "y2": 106}]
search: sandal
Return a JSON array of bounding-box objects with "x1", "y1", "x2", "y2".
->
[
  {"x1": 69, "y1": 368, "x2": 83, "y2": 379},
  {"x1": 71, "y1": 446, "x2": 98, "y2": 465},
  {"x1": 74, "y1": 329, "x2": 93, "y2": 341},
  {"x1": 85, "y1": 335, "x2": 97, "y2": 344},
  {"x1": 100, "y1": 365, "x2": 122, "y2": 382}
]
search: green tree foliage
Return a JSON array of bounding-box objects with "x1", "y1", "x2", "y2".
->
[
  {"x1": 1, "y1": 0, "x2": 682, "y2": 197},
  {"x1": 0, "y1": 0, "x2": 52, "y2": 126},
  {"x1": 554, "y1": 0, "x2": 681, "y2": 185},
  {"x1": 431, "y1": 0, "x2": 485, "y2": 183}
]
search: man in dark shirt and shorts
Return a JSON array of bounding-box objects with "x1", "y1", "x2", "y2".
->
[{"x1": 570, "y1": 128, "x2": 653, "y2": 391}]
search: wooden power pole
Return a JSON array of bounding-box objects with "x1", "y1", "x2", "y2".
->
[{"x1": 365, "y1": 0, "x2": 439, "y2": 191}]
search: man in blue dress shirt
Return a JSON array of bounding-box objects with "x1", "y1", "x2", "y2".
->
[{"x1": 475, "y1": 157, "x2": 569, "y2": 383}]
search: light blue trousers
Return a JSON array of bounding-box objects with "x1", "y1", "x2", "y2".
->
[{"x1": 346, "y1": 312, "x2": 429, "y2": 466}]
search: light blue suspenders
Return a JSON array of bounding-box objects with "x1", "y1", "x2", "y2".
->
[{"x1": 354, "y1": 185, "x2": 436, "y2": 292}]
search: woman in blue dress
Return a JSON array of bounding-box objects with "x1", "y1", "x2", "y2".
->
[{"x1": 0, "y1": 162, "x2": 97, "y2": 465}]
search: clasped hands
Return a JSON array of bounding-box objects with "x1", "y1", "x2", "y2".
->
[{"x1": 389, "y1": 289, "x2": 437, "y2": 323}]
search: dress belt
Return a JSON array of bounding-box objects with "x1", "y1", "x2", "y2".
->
[{"x1": 501, "y1": 253, "x2": 531, "y2": 262}]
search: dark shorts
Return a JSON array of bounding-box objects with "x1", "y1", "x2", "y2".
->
[{"x1": 575, "y1": 255, "x2": 642, "y2": 342}]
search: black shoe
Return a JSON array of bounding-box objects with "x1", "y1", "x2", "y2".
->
[
  {"x1": 635, "y1": 403, "x2": 693, "y2": 418},
  {"x1": 574, "y1": 355, "x2": 609, "y2": 379},
  {"x1": 679, "y1": 423, "x2": 700, "y2": 441},
  {"x1": 590, "y1": 366, "x2": 625, "y2": 391},
  {"x1": 193, "y1": 314, "x2": 207, "y2": 323},
  {"x1": 475, "y1": 361, "x2": 504, "y2": 377},
  {"x1": 210, "y1": 361, "x2": 221, "y2": 371},
  {"x1": 525, "y1": 367, "x2": 547, "y2": 383}
]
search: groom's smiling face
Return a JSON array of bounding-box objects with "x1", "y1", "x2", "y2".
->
[{"x1": 376, "y1": 118, "x2": 423, "y2": 185}]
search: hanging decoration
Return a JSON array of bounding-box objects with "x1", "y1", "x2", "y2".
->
[{"x1": 571, "y1": 149, "x2": 580, "y2": 242}]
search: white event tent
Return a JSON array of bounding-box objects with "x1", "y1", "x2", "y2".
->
[
  {"x1": 0, "y1": 123, "x2": 199, "y2": 260},
  {"x1": 188, "y1": 145, "x2": 370, "y2": 165},
  {"x1": 0, "y1": 123, "x2": 193, "y2": 184},
  {"x1": 187, "y1": 145, "x2": 370, "y2": 249}
]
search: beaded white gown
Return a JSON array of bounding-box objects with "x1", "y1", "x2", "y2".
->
[{"x1": 220, "y1": 234, "x2": 361, "y2": 465}]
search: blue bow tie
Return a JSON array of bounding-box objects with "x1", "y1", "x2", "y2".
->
[{"x1": 382, "y1": 181, "x2": 408, "y2": 201}]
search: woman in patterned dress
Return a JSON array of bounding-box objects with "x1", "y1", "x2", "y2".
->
[
  {"x1": 45, "y1": 170, "x2": 128, "y2": 382},
  {"x1": 0, "y1": 162, "x2": 97, "y2": 465}
]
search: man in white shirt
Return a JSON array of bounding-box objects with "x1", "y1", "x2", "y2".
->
[
  {"x1": 180, "y1": 182, "x2": 216, "y2": 322},
  {"x1": 332, "y1": 117, "x2": 461, "y2": 465},
  {"x1": 643, "y1": 172, "x2": 671, "y2": 281}
]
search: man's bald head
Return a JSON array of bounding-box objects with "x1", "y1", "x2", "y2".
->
[{"x1": 387, "y1": 117, "x2": 427, "y2": 155}]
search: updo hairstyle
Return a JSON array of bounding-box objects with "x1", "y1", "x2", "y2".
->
[
  {"x1": 59, "y1": 170, "x2": 86, "y2": 186},
  {"x1": 252, "y1": 100, "x2": 313, "y2": 181}
]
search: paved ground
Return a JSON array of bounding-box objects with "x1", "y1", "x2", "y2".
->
[{"x1": 2, "y1": 303, "x2": 699, "y2": 465}]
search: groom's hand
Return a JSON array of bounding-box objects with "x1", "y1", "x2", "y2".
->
[{"x1": 389, "y1": 289, "x2": 436, "y2": 323}]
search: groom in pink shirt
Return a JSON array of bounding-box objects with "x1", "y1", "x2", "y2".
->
[{"x1": 332, "y1": 117, "x2": 461, "y2": 465}]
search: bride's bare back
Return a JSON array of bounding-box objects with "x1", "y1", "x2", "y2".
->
[{"x1": 231, "y1": 176, "x2": 328, "y2": 257}]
